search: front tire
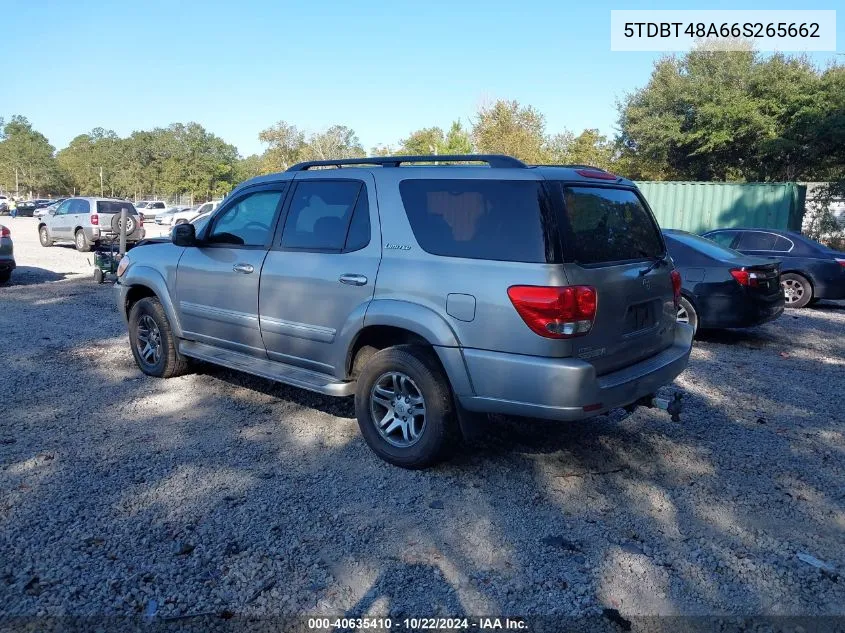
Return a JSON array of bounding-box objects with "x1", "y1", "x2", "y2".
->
[
  {"x1": 354, "y1": 345, "x2": 457, "y2": 469},
  {"x1": 128, "y1": 297, "x2": 189, "y2": 378},
  {"x1": 676, "y1": 296, "x2": 699, "y2": 334},
  {"x1": 75, "y1": 229, "x2": 91, "y2": 252},
  {"x1": 39, "y1": 226, "x2": 52, "y2": 247},
  {"x1": 781, "y1": 273, "x2": 812, "y2": 309}
]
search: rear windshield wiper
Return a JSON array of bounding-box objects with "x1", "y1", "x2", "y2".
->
[{"x1": 638, "y1": 251, "x2": 668, "y2": 276}]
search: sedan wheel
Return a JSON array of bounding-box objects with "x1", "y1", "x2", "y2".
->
[
  {"x1": 676, "y1": 296, "x2": 699, "y2": 334},
  {"x1": 780, "y1": 273, "x2": 812, "y2": 309}
]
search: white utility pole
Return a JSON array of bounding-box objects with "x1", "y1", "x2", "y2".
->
[{"x1": 99, "y1": 167, "x2": 104, "y2": 197}]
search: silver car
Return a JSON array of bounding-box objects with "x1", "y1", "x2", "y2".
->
[
  {"x1": 38, "y1": 197, "x2": 145, "y2": 252},
  {"x1": 116, "y1": 155, "x2": 693, "y2": 468}
]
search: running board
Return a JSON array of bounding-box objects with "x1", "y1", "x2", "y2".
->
[{"x1": 179, "y1": 340, "x2": 355, "y2": 397}]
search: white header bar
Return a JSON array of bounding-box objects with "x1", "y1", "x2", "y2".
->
[{"x1": 610, "y1": 10, "x2": 837, "y2": 52}]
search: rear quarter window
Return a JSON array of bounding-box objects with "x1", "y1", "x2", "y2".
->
[
  {"x1": 398, "y1": 179, "x2": 559, "y2": 263},
  {"x1": 552, "y1": 185, "x2": 664, "y2": 265}
]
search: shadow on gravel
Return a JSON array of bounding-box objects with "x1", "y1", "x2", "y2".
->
[
  {"x1": 2, "y1": 266, "x2": 72, "y2": 286},
  {"x1": 2, "y1": 287, "x2": 844, "y2": 623}
]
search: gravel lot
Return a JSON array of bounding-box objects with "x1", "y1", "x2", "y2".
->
[{"x1": 1, "y1": 216, "x2": 844, "y2": 628}]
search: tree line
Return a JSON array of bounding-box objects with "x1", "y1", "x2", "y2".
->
[{"x1": 0, "y1": 46, "x2": 841, "y2": 202}]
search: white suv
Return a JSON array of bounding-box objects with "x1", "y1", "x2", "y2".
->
[
  {"x1": 135, "y1": 200, "x2": 168, "y2": 219},
  {"x1": 171, "y1": 200, "x2": 221, "y2": 225}
]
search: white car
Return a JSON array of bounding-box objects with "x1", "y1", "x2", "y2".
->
[
  {"x1": 134, "y1": 200, "x2": 168, "y2": 219},
  {"x1": 154, "y1": 206, "x2": 191, "y2": 226},
  {"x1": 171, "y1": 200, "x2": 221, "y2": 225}
]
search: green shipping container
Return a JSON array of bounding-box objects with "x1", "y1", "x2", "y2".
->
[{"x1": 635, "y1": 182, "x2": 806, "y2": 234}]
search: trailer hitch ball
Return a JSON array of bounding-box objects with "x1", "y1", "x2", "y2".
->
[{"x1": 652, "y1": 393, "x2": 683, "y2": 422}]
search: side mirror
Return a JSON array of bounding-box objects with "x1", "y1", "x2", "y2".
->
[{"x1": 171, "y1": 222, "x2": 197, "y2": 247}]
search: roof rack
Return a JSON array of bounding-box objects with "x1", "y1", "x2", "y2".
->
[{"x1": 286, "y1": 154, "x2": 526, "y2": 171}]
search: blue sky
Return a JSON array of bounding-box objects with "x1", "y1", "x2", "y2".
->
[{"x1": 2, "y1": 0, "x2": 841, "y2": 156}]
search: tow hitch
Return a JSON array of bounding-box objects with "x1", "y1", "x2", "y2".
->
[{"x1": 625, "y1": 392, "x2": 683, "y2": 422}]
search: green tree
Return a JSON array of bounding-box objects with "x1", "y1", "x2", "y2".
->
[
  {"x1": 617, "y1": 45, "x2": 844, "y2": 181},
  {"x1": 234, "y1": 154, "x2": 264, "y2": 182},
  {"x1": 258, "y1": 121, "x2": 305, "y2": 172},
  {"x1": 472, "y1": 100, "x2": 547, "y2": 163},
  {"x1": 302, "y1": 125, "x2": 365, "y2": 161},
  {"x1": 400, "y1": 127, "x2": 446, "y2": 155},
  {"x1": 0, "y1": 115, "x2": 62, "y2": 195}
]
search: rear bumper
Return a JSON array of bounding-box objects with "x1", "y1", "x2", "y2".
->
[
  {"x1": 455, "y1": 324, "x2": 694, "y2": 421},
  {"x1": 698, "y1": 292, "x2": 785, "y2": 328},
  {"x1": 814, "y1": 277, "x2": 845, "y2": 301},
  {"x1": 0, "y1": 257, "x2": 15, "y2": 272}
]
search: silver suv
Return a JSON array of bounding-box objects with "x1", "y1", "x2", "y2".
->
[
  {"x1": 116, "y1": 155, "x2": 693, "y2": 468},
  {"x1": 38, "y1": 197, "x2": 145, "y2": 252}
]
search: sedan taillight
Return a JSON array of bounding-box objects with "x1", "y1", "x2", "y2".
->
[
  {"x1": 836, "y1": 258, "x2": 845, "y2": 269},
  {"x1": 0, "y1": 226, "x2": 10, "y2": 238},
  {"x1": 730, "y1": 268, "x2": 760, "y2": 287},
  {"x1": 670, "y1": 270, "x2": 682, "y2": 308}
]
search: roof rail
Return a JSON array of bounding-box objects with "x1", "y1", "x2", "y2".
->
[{"x1": 286, "y1": 154, "x2": 526, "y2": 171}]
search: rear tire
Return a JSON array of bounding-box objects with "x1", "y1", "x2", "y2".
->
[
  {"x1": 354, "y1": 345, "x2": 457, "y2": 469},
  {"x1": 39, "y1": 226, "x2": 52, "y2": 247},
  {"x1": 781, "y1": 273, "x2": 812, "y2": 309},
  {"x1": 128, "y1": 297, "x2": 189, "y2": 378},
  {"x1": 676, "y1": 296, "x2": 699, "y2": 334},
  {"x1": 0, "y1": 270, "x2": 10, "y2": 285},
  {"x1": 75, "y1": 229, "x2": 91, "y2": 252}
]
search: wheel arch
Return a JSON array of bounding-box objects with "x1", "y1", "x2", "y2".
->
[{"x1": 121, "y1": 266, "x2": 183, "y2": 338}]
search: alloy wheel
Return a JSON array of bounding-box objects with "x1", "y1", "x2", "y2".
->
[
  {"x1": 369, "y1": 372, "x2": 427, "y2": 448},
  {"x1": 781, "y1": 279, "x2": 805, "y2": 305},
  {"x1": 136, "y1": 315, "x2": 162, "y2": 366}
]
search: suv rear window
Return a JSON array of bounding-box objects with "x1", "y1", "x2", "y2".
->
[
  {"x1": 97, "y1": 201, "x2": 138, "y2": 215},
  {"x1": 399, "y1": 179, "x2": 559, "y2": 263},
  {"x1": 552, "y1": 185, "x2": 664, "y2": 265}
]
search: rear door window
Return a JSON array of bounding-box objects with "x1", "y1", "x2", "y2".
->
[
  {"x1": 737, "y1": 231, "x2": 778, "y2": 251},
  {"x1": 552, "y1": 185, "x2": 664, "y2": 265},
  {"x1": 399, "y1": 179, "x2": 559, "y2": 263},
  {"x1": 706, "y1": 231, "x2": 737, "y2": 247},
  {"x1": 70, "y1": 199, "x2": 90, "y2": 214},
  {"x1": 281, "y1": 180, "x2": 364, "y2": 251}
]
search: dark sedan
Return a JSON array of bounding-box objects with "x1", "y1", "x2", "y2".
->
[
  {"x1": 703, "y1": 228, "x2": 845, "y2": 308},
  {"x1": 664, "y1": 229, "x2": 784, "y2": 333},
  {"x1": 0, "y1": 224, "x2": 15, "y2": 284}
]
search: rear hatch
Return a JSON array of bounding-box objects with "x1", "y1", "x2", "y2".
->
[
  {"x1": 96, "y1": 200, "x2": 141, "y2": 236},
  {"x1": 544, "y1": 183, "x2": 677, "y2": 375}
]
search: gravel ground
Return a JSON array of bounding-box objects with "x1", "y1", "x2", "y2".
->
[{"x1": 1, "y1": 216, "x2": 844, "y2": 629}]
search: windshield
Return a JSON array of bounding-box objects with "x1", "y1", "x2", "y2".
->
[
  {"x1": 191, "y1": 212, "x2": 212, "y2": 233},
  {"x1": 666, "y1": 231, "x2": 746, "y2": 260}
]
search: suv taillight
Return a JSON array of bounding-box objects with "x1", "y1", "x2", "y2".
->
[
  {"x1": 836, "y1": 257, "x2": 845, "y2": 269},
  {"x1": 90, "y1": 213, "x2": 99, "y2": 226},
  {"x1": 670, "y1": 270, "x2": 682, "y2": 307},
  {"x1": 0, "y1": 226, "x2": 9, "y2": 238},
  {"x1": 730, "y1": 268, "x2": 759, "y2": 287},
  {"x1": 507, "y1": 285, "x2": 597, "y2": 338}
]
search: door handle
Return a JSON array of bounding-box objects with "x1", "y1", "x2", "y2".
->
[
  {"x1": 233, "y1": 263, "x2": 255, "y2": 274},
  {"x1": 339, "y1": 273, "x2": 368, "y2": 286}
]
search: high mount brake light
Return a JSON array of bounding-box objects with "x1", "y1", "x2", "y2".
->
[
  {"x1": 507, "y1": 285, "x2": 597, "y2": 339},
  {"x1": 575, "y1": 168, "x2": 618, "y2": 181}
]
